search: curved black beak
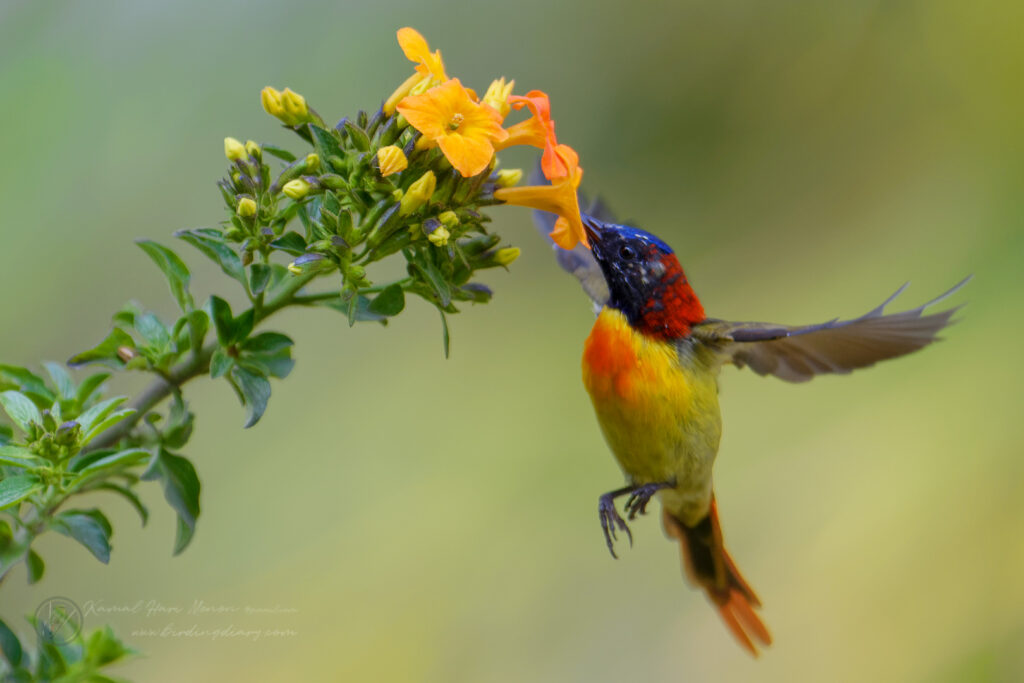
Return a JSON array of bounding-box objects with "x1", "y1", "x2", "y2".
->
[{"x1": 582, "y1": 214, "x2": 606, "y2": 245}]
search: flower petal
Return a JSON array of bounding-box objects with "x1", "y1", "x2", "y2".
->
[{"x1": 438, "y1": 134, "x2": 495, "y2": 177}]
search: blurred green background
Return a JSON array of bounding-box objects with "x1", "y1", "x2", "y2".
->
[{"x1": 2, "y1": 0, "x2": 1022, "y2": 681}]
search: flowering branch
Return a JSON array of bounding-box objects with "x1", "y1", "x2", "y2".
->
[{"x1": 0, "y1": 26, "x2": 589, "y2": 680}]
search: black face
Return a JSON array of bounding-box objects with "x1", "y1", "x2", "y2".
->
[{"x1": 584, "y1": 216, "x2": 675, "y2": 324}]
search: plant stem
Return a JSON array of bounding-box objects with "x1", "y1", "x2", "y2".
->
[{"x1": 86, "y1": 270, "x2": 320, "y2": 451}]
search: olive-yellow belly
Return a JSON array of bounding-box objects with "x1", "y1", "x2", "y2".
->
[{"x1": 582, "y1": 308, "x2": 722, "y2": 523}]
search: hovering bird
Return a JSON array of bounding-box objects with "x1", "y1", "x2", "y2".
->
[{"x1": 535, "y1": 204, "x2": 968, "y2": 656}]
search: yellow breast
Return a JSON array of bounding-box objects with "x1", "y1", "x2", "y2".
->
[{"x1": 581, "y1": 308, "x2": 722, "y2": 490}]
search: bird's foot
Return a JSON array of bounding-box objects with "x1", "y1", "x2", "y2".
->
[
  {"x1": 623, "y1": 481, "x2": 674, "y2": 521},
  {"x1": 598, "y1": 492, "x2": 632, "y2": 559}
]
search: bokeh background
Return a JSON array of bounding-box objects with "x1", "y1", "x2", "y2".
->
[{"x1": 2, "y1": 1, "x2": 1022, "y2": 681}]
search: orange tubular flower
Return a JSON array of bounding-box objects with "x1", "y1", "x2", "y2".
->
[
  {"x1": 494, "y1": 90, "x2": 555, "y2": 151},
  {"x1": 397, "y1": 79, "x2": 509, "y2": 177},
  {"x1": 383, "y1": 28, "x2": 449, "y2": 115},
  {"x1": 494, "y1": 143, "x2": 588, "y2": 250}
]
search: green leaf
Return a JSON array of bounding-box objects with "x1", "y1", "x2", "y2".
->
[
  {"x1": 250, "y1": 263, "x2": 272, "y2": 296},
  {"x1": 176, "y1": 228, "x2": 246, "y2": 287},
  {"x1": 136, "y1": 240, "x2": 194, "y2": 312},
  {"x1": 262, "y1": 144, "x2": 296, "y2": 162},
  {"x1": 173, "y1": 309, "x2": 209, "y2": 354},
  {"x1": 239, "y1": 333, "x2": 294, "y2": 378},
  {"x1": 94, "y1": 483, "x2": 149, "y2": 526},
  {"x1": 142, "y1": 449, "x2": 200, "y2": 554},
  {"x1": 84, "y1": 625, "x2": 133, "y2": 668},
  {"x1": 209, "y1": 296, "x2": 235, "y2": 346},
  {"x1": 26, "y1": 549, "x2": 44, "y2": 584},
  {"x1": 209, "y1": 348, "x2": 233, "y2": 379},
  {"x1": 43, "y1": 362, "x2": 75, "y2": 401},
  {"x1": 269, "y1": 232, "x2": 307, "y2": 256},
  {"x1": 0, "y1": 616, "x2": 23, "y2": 668},
  {"x1": 0, "y1": 365, "x2": 54, "y2": 403},
  {"x1": 67, "y1": 448, "x2": 116, "y2": 473},
  {"x1": 343, "y1": 120, "x2": 370, "y2": 151},
  {"x1": 208, "y1": 296, "x2": 254, "y2": 346},
  {"x1": 0, "y1": 391, "x2": 42, "y2": 433},
  {"x1": 75, "y1": 397, "x2": 127, "y2": 437},
  {"x1": 76, "y1": 447, "x2": 149, "y2": 475},
  {"x1": 74, "y1": 373, "x2": 110, "y2": 406},
  {"x1": 68, "y1": 327, "x2": 135, "y2": 368},
  {"x1": 439, "y1": 309, "x2": 450, "y2": 359},
  {"x1": 52, "y1": 509, "x2": 112, "y2": 563},
  {"x1": 241, "y1": 332, "x2": 293, "y2": 354},
  {"x1": 309, "y1": 125, "x2": 344, "y2": 162},
  {"x1": 229, "y1": 366, "x2": 271, "y2": 428},
  {"x1": 367, "y1": 284, "x2": 406, "y2": 317},
  {"x1": 0, "y1": 425, "x2": 12, "y2": 447},
  {"x1": 81, "y1": 409, "x2": 136, "y2": 445},
  {"x1": 0, "y1": 445, "x2": 45, "y2": 468},
  {"x1": 134, "y1": 312, "x2": 172, "y2": 351},
  {"x1": 239, "y1": 352, "x2": 293, "y2": 380},
  {"x1": 414, "y1": 262, "x2": 452, "y2": 307}
]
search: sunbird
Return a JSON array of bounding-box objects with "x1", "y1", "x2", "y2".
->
[{"x1": 536, "y1": 206, "x2": 968, "y2": 656}]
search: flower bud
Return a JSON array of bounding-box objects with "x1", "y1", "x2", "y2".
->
[
  {"x1": 262, "y1": 86, "x2": 309, "y2": 126},
  {"x1": 376, "y1": 145, "x2": 408, "y2": 177},
  {"x1": 399, "y1": 171, "x2": 436, "y2": 215},
  {"x1": 282, "y1": 178, "x2": 311, "y2": 200},
  {"x1": 286, "y1": 262, "x2": 303, "y2": 275},
  {"x1": 494, "y1": 168, "x2": 522, "y2": 188},
  {"x1": 261, "y1": 87, "x2": 286, "y2": 119},
  {"x1": 494, "y1": 247, "x2": 521, "y2": 266},
  {"x1": 427, "y1": 226, "x2": 451, "y2": 247},
  {"x1": 224, "y1": 137, "x2": 247, "y2": 161},
  {"x1": 438, "y1": 210, "x2": 459, "y2": 229},
  {"x1": 482, "y1": 77, "x2": 514, "y2": 119},
  {"x1": 281, "y1": 88, "x2": 309, "y2": 124},
  {"x1": 236, "y1": 197, "x2": 257, "y2": 218},
  {"x1": 305, "y1": 153, "x2": 320, "y2": 172},
  {"x1": 245, "y1": 140, "x2": 261, "y2": 159}
]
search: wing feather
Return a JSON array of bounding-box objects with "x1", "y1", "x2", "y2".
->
[{"x1": 694, "y1": 277, "x2": 970, "y2": 383}]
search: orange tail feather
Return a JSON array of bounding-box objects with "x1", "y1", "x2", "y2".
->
[{"x1": 663, "y1": 496, "x2": 772, "y2": 656}]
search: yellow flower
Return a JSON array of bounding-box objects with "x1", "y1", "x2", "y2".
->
[
  {"x1": 481, "y1": 78, "x2": 514, "y2": 119},
  {"x1": 245, "y1": 140, "x2": 261, "y2": 159},
  {"x1": 438, "y1": 210, "x2": 459, "y2": 228},
  {"x1": 282, "y1": 178, "x2": 311, "y2": 200},
  {"x1": 494, "y1": 144, "x2": 587, "y2": 250},
  {"x1": 383, "y1": 28, "x2": 449, "y2": 116},
  {"x1": 236, "y1": 197, "x2": 257, "y2": 217},
  {"x1": 397, "y1": 79, "x2": 509, "y2": 177},
  {"x1": 376, "y1": 145, "x2": 408, "y2": 176},
  {"x1": 399, "y1": 170, "x2": 436, "y2": 215},
  {"x1": 427, "y1": 225, "x2": 451, "y2": 247},
  {"x1": 261, "y1": 86, "x2": 310, "y2": 126},
  {"x1": 224, "y1": 137, "x2": 247, "y2": 161},
  {"x1": 494, "y1": 168, "x2": 522, "y2": 188},
  {"x1": 494, "y1": 247, "x2": 521, "y2": 266},
  {"x1": 399, "y1": 27, "x2": 446, "y2": 80}
]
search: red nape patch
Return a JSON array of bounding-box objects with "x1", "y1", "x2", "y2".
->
[{"x1": 637, "y1": 250, "x2": 705, "y2": 340}]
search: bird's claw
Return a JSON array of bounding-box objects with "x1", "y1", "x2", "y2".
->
[
  {"x1": 598, "y1": 496, "x2": 632, "y2": 559},
  {"x1": 623, "y1": 482, "x2": 672, "y2": 521}
]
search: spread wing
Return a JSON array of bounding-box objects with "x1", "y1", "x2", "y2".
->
[{"x1": 692, "y1": 277, "x2": 971, "y2": 383}]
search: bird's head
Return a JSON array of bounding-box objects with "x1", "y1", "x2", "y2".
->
[{"x1": 583, "y1": 215, "x2": 705, "y2": 339}]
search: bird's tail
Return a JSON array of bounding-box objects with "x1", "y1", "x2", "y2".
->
[{"x1": 662, "y1": 496, "x2": 772, "y2": 656}]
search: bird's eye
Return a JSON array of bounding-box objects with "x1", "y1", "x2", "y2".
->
[{"x1": 619, "y1": 246, "x2": 636, "y2": 260}]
